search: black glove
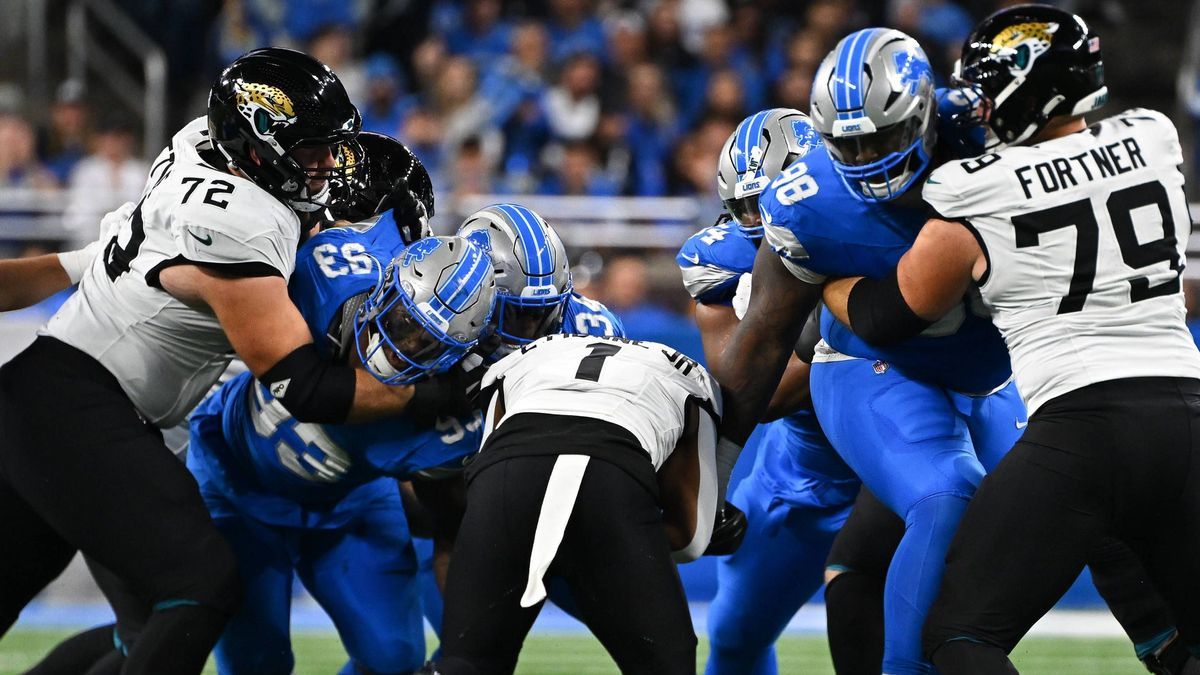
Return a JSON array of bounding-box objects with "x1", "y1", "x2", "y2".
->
[
  {"x1": 407, "y1": 361, "x2": 488, "y2": 427},
  {"x1": 383, "y1": 177, "x2": 432, "y2": 245},
  {"x1": 704, "y1": 501, "x2": 748, "y2": 557}
]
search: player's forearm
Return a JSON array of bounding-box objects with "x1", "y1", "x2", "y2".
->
[
  {"x1": 0, "y1": 254, "x2": 73, "y2": 312},
  {"x1": 718, "y1": 319, "x2": 796, "y2": 443},
  {"x1": 762, "y1": 355, "x2": 812, "y2": 421},
  {"x1": 345, "y1": 371, "x2": 416, "y2": 422},
  {"x1": 821, "y1": 276, "x2": 861, "y2": 327}
]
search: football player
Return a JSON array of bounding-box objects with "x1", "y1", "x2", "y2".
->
[
  {"x1": 717, "y1": 28, "x2": 1187, "y2": 675},
  {"x1": 188, "y1": 234, "x2": 496, "y2": 675},
  {"x1": 0, "y1": 47, "x2": 422, "y2": 675},
  {"x1": 677, "y1": 108, "x2": 892, "y2": 675},
  {"x1": 438, "y1": 333, "x2": 724, "y2": 675},
  {"x1": 821, "y1": 6, "x2": 1200, "y2": 673}
]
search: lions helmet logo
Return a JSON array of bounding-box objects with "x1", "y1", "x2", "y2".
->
[
  {"x1": 990, "y1": 22, "x2": 1058, "y2": 74},
  {"x1": 401, "y1": 237, "x2": 443, "y2": 267},
  {"x1": 894, "y1": 51, "x2": 933, "y2": 96},
  {"x1": 233, "y1": 79, "x2": 297, "y2": 142},
  {"x1": 464, "y1": 229, "x2": 492, "y2": 255}
]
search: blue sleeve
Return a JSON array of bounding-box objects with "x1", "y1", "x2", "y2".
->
[
  {"x1": 358, "y1": 413, "x2": 484, "y2": 478},
  {"x1": 563, "y1": 294, "x2": 625, "y2": 338},
  {"x1": 677, "y1": 224, "x2": 756, "y2": 305}
]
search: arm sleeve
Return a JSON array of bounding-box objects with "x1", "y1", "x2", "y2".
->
[{"x1": 670, "y1": 401, "x2": 720, "y2": 563}]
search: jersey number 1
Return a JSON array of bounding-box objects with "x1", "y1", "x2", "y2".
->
[
  {"x1": 1012, "y1": 180, "x2": 1181, "y2": 314},
  {"x1": 575, "y1": 342, "x2": 621, "y2": 381}
]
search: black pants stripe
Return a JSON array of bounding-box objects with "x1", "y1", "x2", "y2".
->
[
  {"x1": 924, "y1": 377, "x2": 1200, "y2": 673},
  {"x1": 439, "y1": 454, "x2": 696, "y2": 675},
  {"x1": 0, "y1": 337, "x2": 239, "y2": 674}
]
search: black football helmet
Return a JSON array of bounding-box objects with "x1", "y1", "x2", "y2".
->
[
  {"x1": 329, "y1": 132, "x2": 435, "y2": 223},
  {"x1": 208, "y1": 47, "x2": 362, "y2": 212},
  {"x1": 954, "y1": 4, "x2": 1107, "y2": 147}
]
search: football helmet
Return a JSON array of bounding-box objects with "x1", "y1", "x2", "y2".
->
[
  {"x1": 329, "y1": 132, "x2": 435, "y2": 224},
  {"x1": 810, "y1": 29, "x2": 936, "y2": 202},
  {"x1": 954, "y1": 4, "x2": 1106, "y2": 147},
  {"x1": 354, "y1": 236, "x2": 496, "y2": 385},
  {"x1": 717, "y1": 108, "x2": 821, "y2": 237},
  {"x1": 456, "y1": 204, "x2": 573, "y2": 356},
  {"x1": 208, "y1": 47, "x2": 362, "y2": 212}
]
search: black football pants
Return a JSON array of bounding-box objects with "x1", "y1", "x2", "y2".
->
[
  {"x1": 0, "y1": 337, "x2": 239, "y2": 675},
  {"x1": 438, "y1": 454, "x2": 696, "y2": 675},
  {"x1": 925, "y1": 377, "x2": 1200, "y2": 674}
]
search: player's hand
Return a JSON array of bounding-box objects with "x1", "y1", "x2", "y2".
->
[
  {"x1": 408, "y1": 362, "x2": 486, "y2": 426},
  {"x1": 704, "y1": 501, "x2": 748, "y2": 556},
  {"x1": 385, "y1": 177, "x2": 432, "y2": 245}
]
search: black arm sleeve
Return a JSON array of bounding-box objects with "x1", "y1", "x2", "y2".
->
[
  {"x1": 846, "y1": 269, "x2": 934, "y2": 346},
  {"x1": 260, "y1": 343, "x2": 356, "y2": 424}
]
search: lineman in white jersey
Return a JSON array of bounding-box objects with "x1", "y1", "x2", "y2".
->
[
  {"x1": 0, "y1": 48, "x2": 419, "y2": 675},
  {"x1": 437, "y1": 334, "x2": 729, "y2": 675},
  {"x1": 821, "y1": 6, "x2": 1200, "y2": 673}
]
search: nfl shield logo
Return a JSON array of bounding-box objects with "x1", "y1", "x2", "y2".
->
[{"x1": 872, "y1": 360, "x2": 889, "y2": 375}]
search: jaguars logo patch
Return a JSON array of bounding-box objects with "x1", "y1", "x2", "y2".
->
[
  {"x1": 990, "y1": 22, "x2": 1058, "y2": 74},
  {"x1": 233, "y1": 79, "x2": 297, "y2": 141}
]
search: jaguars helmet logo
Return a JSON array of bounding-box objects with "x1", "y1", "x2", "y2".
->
[
  {"x1": 990, "y1": 22, "x2": 1058, "y2": 74},
  {"x1": 233, "y1": 78, "x2": 297, "y2": 141}
]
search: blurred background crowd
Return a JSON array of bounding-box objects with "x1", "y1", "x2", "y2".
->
[{"x1": 0, "y1": 0, "x2": 1197, "y2": 342}]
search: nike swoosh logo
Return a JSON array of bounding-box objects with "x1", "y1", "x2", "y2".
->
[
  {"x1": 926, "y1": 178, "x2": 940, "y2": 184},
  {"x1": 682, "y1": 252, "x2": 700, "y2": 265},
  {"x1": 188, "y1": 230, "x2": 213, "y2": 246},
  {"x1": 1015, "y1": 419, "x2": 1028, "y2": 429}
]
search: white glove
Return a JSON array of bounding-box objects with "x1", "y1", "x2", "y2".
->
[
  {"x1": 58, "y1": 201, "x2": 136, "y2": 284},
  {"x1": 732, "y1": 273, "x2": 752, "y2": 320}
]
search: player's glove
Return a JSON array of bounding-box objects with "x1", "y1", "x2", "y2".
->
[
  {"x1": 408, "y1": 361, "x2": 487, "y2": 427},
  {"x1": 704, "y1": 501, "x2": 748, "y2": 556},
  {"x1": 383, "y1": 177, "x2": 432, "y2": 245},
  {"x1": 936, "y1": 84, "x2": 992, "y2": 159}
]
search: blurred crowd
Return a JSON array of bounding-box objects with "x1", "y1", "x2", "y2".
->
[{"x1": 1, "y1": 0, "x2": 1197, "y2": 333}]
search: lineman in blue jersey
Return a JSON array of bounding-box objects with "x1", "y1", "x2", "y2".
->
[
  {"x1": 677, "y1": 109, "x2": 863, "y2": 675},
  {"x1": 456, "y1": 203, "x2": 624, "y2": 358},
  {"x1": 731, "y1": 29, "x2": 1185, "y2": 675},
  {"x1": 722, "y1": 30, "x2": 1026, "y2": 675},
  {"x1": 187, "y1": 229, "x2": 497, "y2": 675}
]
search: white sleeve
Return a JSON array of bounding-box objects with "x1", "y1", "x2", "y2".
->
[
  {"x1": 670, "y1": 402, "x2": 720, "y2": 563},
  {"x1": 174, "y1": 211, "x2": 296, "y2": 277}
]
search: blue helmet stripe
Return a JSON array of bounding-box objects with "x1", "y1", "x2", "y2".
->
[
  {"x1": 748, "y1": 110, "x2": 772, "y2": 178},
  {"x1": 733, "y1": 111, "x2": 761, "y2": 174},
  {"x1": 429, "y1": 242, "x2": 490, "y2": 321},
  {"x1": 496, "y1": 203, "x2": 552, "y2": 288},
  {"x1": 848, "y1": 29, "x2": 882, "y2": 111},
  {"x1": 834, "y1": 32, "x2": 856, "y2": 111}
]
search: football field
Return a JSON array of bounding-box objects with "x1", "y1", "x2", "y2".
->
[{"x1": 0, "y1": 629, "x2": 1149, "y2": 674}]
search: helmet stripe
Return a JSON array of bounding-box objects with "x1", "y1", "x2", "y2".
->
[
  {"x1": 835, "y1": 29, "x2": 880, "y2": 120},
  {"x1": 496, "y1": 203, "x2": 553, "y2": 288},
  {"x1": 748, "y1": 110, "x2": 771, "y2": 178},
  {"x1": 430, "y1": 242, "x2": 490, "y2": 320}
]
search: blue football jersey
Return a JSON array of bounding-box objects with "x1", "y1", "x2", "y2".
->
[
  {"x1": 290, "y1": 210, "x2": 409, "y2": 358},
  {"x1": 676, "y1": 220, "x2": 758, "y2": 306},
  {"x1": 676, "y1": 216, "x2": 856, "y2": 496},
  {"x1": 562, "y1": 293, "x2": 625, "y2": 337},
  {"x1": 188, "y1": 213, "x2": 483, "y2": 528},
  {"x1": 759, "y1": 148, "x2": 1011, "y2": 393}
]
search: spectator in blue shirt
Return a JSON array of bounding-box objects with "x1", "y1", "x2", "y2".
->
[
  {"x1": 359, "y1": 54, "x2": 413, "y2": 137},
  {"x1": 621, "y1": 63, "x2": 680, "y2": 197},
  {"x1": 441, "y1": 0, "x2": 513, "y2": 68},
  {"x1": 538, "y1": 141, "x2": 619, "y2": 196},
  {"x1": 545, "y1": 0, "x2": 608, "y2": 62}
]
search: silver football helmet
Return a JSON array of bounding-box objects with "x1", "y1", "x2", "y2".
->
[
  {"x1": 456, "y1": 204, "x2": 573, "y2": 356},
  {"x1": 354, "y1": 235, "x2": 496, "y2": 384},
  {"x1": 810, "y1": 28, "x2": 937, "y2": 202},
  {"x1": 717, "y1": 108, "x2": 821, "y2": 237}
]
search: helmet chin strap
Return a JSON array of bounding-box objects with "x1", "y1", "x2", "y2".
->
[{"x1": 289, "y1": 180, "x2": 331, "y2": 213}]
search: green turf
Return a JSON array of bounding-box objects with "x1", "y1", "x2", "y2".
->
[{"x1": 0, "y1": 629, "x2": 1146, "y2": 674}]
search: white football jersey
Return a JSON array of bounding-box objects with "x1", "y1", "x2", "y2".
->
[
  {"x1": 42, "y1": 117, "x2": 302, "y2": 427},
  {"x1": 924, "y1": 108, "x2": 1200, "y2": 413},
  {"x1": 480, "y1": 334, "x2": 723, "y2": 469}
]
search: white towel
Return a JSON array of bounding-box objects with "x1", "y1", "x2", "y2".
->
[{"x1": 520, "y1": 454, "x2": 591, "y2": 607}]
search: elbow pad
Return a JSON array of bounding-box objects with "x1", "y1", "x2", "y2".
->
[
  {"x1": 846, "y1": 270, "x2": 933, "y2": 346},
  {"x1": 261, "y1": 344, "x2": 356, "y2": 424}
]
